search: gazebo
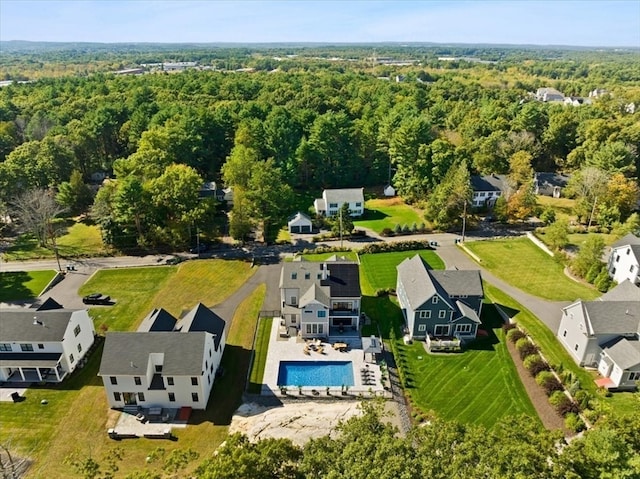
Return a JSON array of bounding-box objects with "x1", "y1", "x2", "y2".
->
[{"x1": 362, "y1": 336, "x2": 382, "y2": 363}]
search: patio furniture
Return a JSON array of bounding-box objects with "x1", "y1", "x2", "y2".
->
[
  {"x1": 316, "y1": 346, "x2": 325, "y2": 354},
  {"x1": 135, "y1": 413, "x2": 146, "y2": 422},
  {"x1": 303, "y1": 346, "x2": 311, "y2": 355},
  {"x1": 333, "y1": 342, "x2": 348, "y2": 352}
]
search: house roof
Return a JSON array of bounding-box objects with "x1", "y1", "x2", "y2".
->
[
  {"x1": 137, "y1": 308, "x2": 177, "y2": 332},
  {"x1": 584, "y1": 302, "x2": 640, "y2": 335},
  {"x1": 602, "y1": 337, "x2": 640, "y2": 370},
  {"x1": 287, "y1": 211, "x2": 312, "y2": 225},
  {"x1": 99, "y1": 332, "x2": 207, "y2": 376},
  {"x1": 0, "y1": 352, "x2": 62, "y2": 368},
  {"x1": 611, "y1": 233, "x2": 640, "y2": 249},
  {"x1": 456, "y1": 301, "x2": 481, "y2": 324},
  {"x1": 362, "y1": 336, "x2": 382, "y2": 354},
  {"x1": 535, "y1": 172, "x2": 570, "y2": 194},
  {"x1": 397, "y1": 255, "x2": 483, "y2": 312},
  {"x1": 299, "y1": 283, "x2": 331, "y2": 308},
  {"x1": 599, "y1": 280, "x2": 640, "y2": 302},
  {"x1": 323, "y1": 188, "x2": 364, "y2": 204},
  {"x1": 280, "y1": 261, "x2": 361, "y2": 298},
  {"x1": 0, "y1": 309, "x2": 82, "y2": 342},
  {"x1": 34, "y1": 297, "x2": 64, "y2": 311},
  {"x1": 176, "y1": 303, "x2": 226, "y2": 350},
  {"x1": 470, "y1": 174, "x2": 507, "y2": 193}
]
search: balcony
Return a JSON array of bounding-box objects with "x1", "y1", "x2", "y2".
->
[
  {"x1": 426, "y1": 335, "x2": 461, "y2": 352},
  {"x1": 330, "y1": 309, "x2": 359, "y2": 317}
]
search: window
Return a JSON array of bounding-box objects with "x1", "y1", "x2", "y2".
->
[
  {"x1": 317, "y1": 310, "x2": 326, "y2": 318},
  {"x1": 631, "y1": 265, "x2": 635, "y2": 273},
  {"x1": 77, "y1": 343, "x2": 82, "y2": 353},
  {"x1": 305, "y1": 272, "x2": 310, "y2": 279},
  {"x1": 74, "y1": 325, "x2": 81, "y2": 337},
  {"x1": 208, "y1": 374, "x2": 211, "y2": 384},
  {"x1": 0, "y1": 344, "x2": 11, "y2": 351},
  {"x1": 167, "y1": 377, "x2": 174, "y2": 386},
  {"x1": 629, "y1": 372, "x2": 640, "y2": 381},
  {"x1": 495, "y1": 192, "x2": 501, "y2": 196},
  {"x1": 113, "y1": 392, "x2": 121, "y2": 401},
  {"x1": 333, "y1": 301, "x2": 353, "y2": 311},
  {"x1": 20, "y1": 344, "x2": 34, "y2": 352},
  {"x1": 563, "y1": 330, "x2": 567, "y2": 337},
  {"x1": 291, "y1": 296, "x2": 297, "y2": 305},
  {"x1": 38, "y1": 343, "x2": 45, "y2": 349},
  {"x1": 191, "y1": 377, "x2": 198, "y2": 386},
  {"x1": 574, "y1": 344, "x2": 579, "y2": 351},
  {"x1": 168, "y1": 392, "x2": 176, "y2": 402},
  {"x1": 432, "y1": 296, "x2": 438, "y2": 304},
  {"x1": 355, "y1": 202, "x2": 362, "y2": 208},
  {"x1": 291, "y1": 272, "x2": 297, "y2": 280},
  {"x1": 205, "y1": 360, "x2": 208, "y2": 370},
  {"x1": 329, "y1": 203, "x2": 338, "y2": 208},
  {"x1": 438, "y1": 310, "x2": 446, "y2": 319},
  {"x1": 479, "y1": 192, "x2": 486, "y2": 197},
  {"x1": 317, "y1": 273, "x2": 322, "y2": 279},
  {"x1": 627, "y1": 248, "x2": 631, "y2": 255},
  {"x1": 138, "y1": 392, "x2": 145, "y2": 402},
  {"x1": 434, "y1": 325, "x2": 450, "y2": 336},
  {"x1": 192, "y1": 392, "x2": 199, "y2": 402},
  {"x1": 419, "y1": 310, "x2": 431, "y2": 319},
  {"x1": 110, "y1": 376, "x2": 118, "y2": 385},
  {"x1": 305, "y1": 324, "x2": 324, "y2": 334},
  {"x1": 155, "y1": 365, "x2": 163, "y2": 372},
  {"x1": 611, "y1": 268, "x2": 616, "y2": 275},
  {"x1": 615, "y1": 255, "x2": 620, "y2": 263},
  {"x1": 418, "y1": 324, "x2": 426, "y2": 332},
  {"x1": 69, "y1": 354, "x2": 75, "y2": 363},
  {"x1": 134, "y1": 376, "x2": 142, "y2": 386},
  {"x1": 456, "y1": 324, "x2": 472, "y2": 334},
  {"x1": 209, "y1": 349, "x2": 212, "y2": 357}
]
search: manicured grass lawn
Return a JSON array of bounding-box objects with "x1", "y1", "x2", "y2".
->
[
  {"x1": 80, "y1": 259, "x2": 255, "y2": 331},
  {"x1": 248, "y1": 317, "x2": 273, "y2": 394},
  {"x1": 465, "y1": 238, "x2": 599, "y2": 301},
  {"x1": 537, "y1": 196, "x2": 576, "y2": 222},
  {"x1": 566, "y1": 232, "x2": 618, "y2": 247},
  {"x1": 359, "y1": 250, "x2": 444, "y2": 295},
  {"x1": 3, "y1": 221, "x2": 105, "y2": 261},
  {"x1": 1, "y1": 262, "x2": 262, "y2": 478},
  {"x1": 0, "y1": 270, "x2": 57, "y2": 301},
  {"x1": 354, "y1": 197, "x2": 424, "y2": 234}
]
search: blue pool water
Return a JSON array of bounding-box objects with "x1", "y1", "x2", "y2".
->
[{"x1": 277, "y1": 361, "x2": 354, "y2": 387}]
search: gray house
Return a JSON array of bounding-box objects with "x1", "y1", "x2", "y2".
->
[
  {"x1": 534, "y1": 172, "x2": 570, "y2": 198},
  {"x1": 396, "y1": 255, "x2": 484, "y2": 350},
  {"x1": 470, "y1": 174, "x2": 507, "y2": 208},
  {"x1": 557, "y1": 280, "x2": 640, "y2": 390}
]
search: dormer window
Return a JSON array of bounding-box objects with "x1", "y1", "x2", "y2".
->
[
  {"x1": 291, "y1": 272, "x2": 297, "y2": 280},
  {"x1": 305, "y1": 272, "x2": 310, "y2": 279},
  {"x1": 432, "y1": 296, "x2": 438, "y2": 304}
]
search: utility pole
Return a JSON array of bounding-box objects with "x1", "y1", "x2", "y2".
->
[
  {"x1": 339, "y1": 207, "x2": 343, "y2": 249},
  {"x1": 461, "y1": 200, "x2": 467, "y2": 244}
]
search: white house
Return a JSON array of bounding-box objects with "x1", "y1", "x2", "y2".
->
[
  {"x1": 535, "y1": 87, "x2": 565, "y2": 102},
  {"x1": 557, "y1": 280, "x2": 640, "y2": 390},
  {"x1": 470, "y1": 174, "x2": 507, "y2": 208},
  {"x1": 0, "y1": 307, "x2": 96, "y2": 383},
  {"x1": 98, "y1": 304, "x2": 226, "y2": 410},
  {"x1": 279, "y1": 256, "x2": 361, "y2": 340},
  {"x1": 287, "y1": 212, "x2": 313, "y2": 234},
  {"x1": 608, "y1": 234, "x2": 640, "y2": 286},
  {"x1": 313, "y1": 188, "x2": 365, "y2": 217}
]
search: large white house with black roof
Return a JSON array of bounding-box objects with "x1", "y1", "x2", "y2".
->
[
  {"x1": 313, "y1": 188, "x2": 365, "y2": 217},
  {"x1": 470, "y1": 174, "x2": 507, "y2": 208},
  {"x1": 396, "y1": 255, "x2": 484, "y2": 347},
  {"x1": 98, "y1": 303, "x2": 226, "y2": 410},
  {"x1": 557, "y1": 280, "x2": 640, "y2": 390},
  {"x1": 0, "y1": 305, "x2": 96, "y2": 383},
  {"x1": 279, "y1": 256, "x2": 361, "y2": 339}
]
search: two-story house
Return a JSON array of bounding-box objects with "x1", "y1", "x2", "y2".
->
[
  {"x1": 396, "y1": 255, "x2": 484, "y2": 350},
  {"x1": 557, "y1": 280, "x2": 640, "y2": 390},
  {"x1": 0, "y1": 306, "x2": 96, "y2": 383},
  {"x1": 279, "y1": 256, "x2": 361, "y2": 339},
  {"x1": 313, "y1": 188, "x2": 365, "y2": 217},
  {"x1": 98, "y1": 303, "x2": 226, "y2": 410},
  {"x1": 607, "y1": 233, "x2": 640, "y2": 286},
  {"x1": 470, "y1": 174, "x2": 507, "y2": 208}
]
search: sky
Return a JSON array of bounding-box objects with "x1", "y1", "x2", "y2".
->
[{"x1": 1, "y1": 0, "x2": 639, "y2": 47}]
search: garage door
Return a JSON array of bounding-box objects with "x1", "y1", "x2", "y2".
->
[
  {"x1": 300, "y1": 225, "x2": 311, "y2": 233},
  {"x1": 290, "y1": 226, "x2": 300, "y2": 233}
]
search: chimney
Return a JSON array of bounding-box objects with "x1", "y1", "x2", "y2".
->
[
  {"x1": 33, "y1": 317, "x2": 44, "y2": 326},
  {"x1": 321, "y1": 263, "x2": 329, "y2": 280}
]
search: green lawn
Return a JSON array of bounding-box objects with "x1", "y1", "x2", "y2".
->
[
  {"x1": 248, "y1": 317, "x2": 273, "y2": 393},
  {"x1": 0, "y1": 270, "x2": 57, "y2": 301},
  {"x1": 359, "y1": 250, "x2": 444, "y2": 295},
  {"x1": 354, "y1": 198, "x2": 425, "y2": 234},
  {"x1": 536, "y1": 196, "x2": 576, "y2": 222},
  {"x1": 465, "y1": 238, "x2": 599, "y2": 301},
  {"x1": 3, "y1": 221, "x2": 105, "y2": 261}
]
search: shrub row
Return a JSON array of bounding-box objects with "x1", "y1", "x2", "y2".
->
[
  {"x1": 360, "y1": 240, "x2": 435, "y2": 255},
  {"x1": 380, "y1": 223, "x2": 430, "y2": 237},
  {"x1": 516, "y1": 337, "x2": 539, "y2": 360},
  {"x1": 299, "y1": 245, "x2": 352, "y2": 255}
]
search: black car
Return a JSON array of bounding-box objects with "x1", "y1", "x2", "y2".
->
[{"x1": 82, "y1": 293, "x2": 111, "y2": 305}]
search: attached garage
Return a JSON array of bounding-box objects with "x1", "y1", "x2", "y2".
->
[{"x1": 288, "y1": 212, "x2": 313, "y2": 234}]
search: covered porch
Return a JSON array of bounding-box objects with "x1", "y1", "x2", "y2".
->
[
  {"x1": 425, "y1": 334, "x2": 462, "y2": 352},
  {"x1": 0, "y1": 353, "x2": 67, "y2": 383}
]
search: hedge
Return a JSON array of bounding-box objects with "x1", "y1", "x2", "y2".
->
[{"x1": 359, "y1": 240, "x2": 435, "y2": 255}]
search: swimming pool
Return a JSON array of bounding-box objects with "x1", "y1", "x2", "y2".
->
[{"x1": 277, "y1": 361, "x2": 354, "y2": 387}]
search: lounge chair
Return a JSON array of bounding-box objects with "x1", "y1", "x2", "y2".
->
[{"x1": 303, "y1": 346, "x2": 311, "y2": 355}]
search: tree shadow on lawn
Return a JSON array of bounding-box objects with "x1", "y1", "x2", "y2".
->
[
  {"x1": 359, "y1": 209, "x2": 390, "y2": 222},
  {"x1": 0, "y1": 271, "x2": 36, "y2": 301}
]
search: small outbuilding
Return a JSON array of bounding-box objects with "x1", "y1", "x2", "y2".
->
[
  {"x1": 288, "y1": 212, "x2": 313, "y2": 234},
  {"x1": 383, "y1": 185, "x2": 396, "y2": 197}
]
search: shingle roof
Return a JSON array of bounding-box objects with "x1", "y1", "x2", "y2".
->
[
  {"x1": 176, "y1": 303, "x2": 226, "y2": 350},
  {"x1": 470, "y1": 174, "x2": 507, "y2": 193},
  {"x1": 0, "y1": 309, "x2": 79, "y2": 342},
  {"x1": 323, "y1": 188, "x2": 364, "y2": 204},
  {"x1": 584, "y1": 302, "x2": 640, "y2": 334},
  {"x1": 299, "y1": 284, "x2": 331, "y2": 308},
  {"x1": 288, "y1": 211, "x2": 312, "y2": 224},
  {"x1": 137, "y1": 308, "x2": 178, "y2": 332},
  {"x1": 611, "y1": 233, "x2": 640, "y2": 249},
  {"x1": 456, "y1": 301, "x2": 481, "y2": 324},
  {"x1": 603, "y1": 337, "x2": 640, "y2": 370},
  {"x1": 599, "y1": 280, "x2": 640, "y2": 302},
  {"x1": 99, "y1": 332, "x2": 206, "y2": 376},
  {"x1": 280, "y1": 261, "x2": 361, "y2": 298},
  {"x1": 430, "y1": 270, "x2": 484, "y2": 297}
]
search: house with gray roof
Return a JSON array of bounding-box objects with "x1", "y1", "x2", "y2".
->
[
  {"x1": 607, "y1": 234, "x2": 640, "y2": 287},
  {"x1": 279, "y1": 256, "x2": 361, "y2": 339},
  {"x1": 287, "y1": 211, "x2": 313, "y2": 234},
  {"x1": 396, "y1": 255, "x2": 484, "y2": 350},
  {"x1": 98, "y1": 303, "x2": 226, "y2": 410},
  {"x1": 470, "y1": 174, "x2": 507, "y2": 208},
  {"x1": 557, "y1": 280, "x2": 640, "y2": 390},
  {"x1": 534, "y1": 172, "x2": 571, "y2": 198},
  {"x1": 314, "y1": 188, "x2": 365, "y2": 217},
  {"x1": 0, "y1": 307, "x2": 96, "y2": 383}
]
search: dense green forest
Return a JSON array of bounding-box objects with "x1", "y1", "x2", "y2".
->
[{"x1": 0, "y1": 44, "x2": 638, "y2": 247}]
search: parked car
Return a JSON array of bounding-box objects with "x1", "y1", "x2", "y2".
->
[{"x1": 82, "y1": 293, "x2": 111, "y2": 305}]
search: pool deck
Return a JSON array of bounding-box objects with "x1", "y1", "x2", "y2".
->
[{"x1": 262, "y1": 319, "x2": 387, "y2": 397}]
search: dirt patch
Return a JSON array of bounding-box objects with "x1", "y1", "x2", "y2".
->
[{"x1": 506, "y1": 339, "x2": 568, "y2": 433}]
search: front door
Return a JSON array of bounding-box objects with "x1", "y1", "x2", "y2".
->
[{"x1": 123, "y1": 392, "x2": 137, "y2": 405}]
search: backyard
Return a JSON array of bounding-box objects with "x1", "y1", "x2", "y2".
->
[
  {"x1": 354, "y1": 197, "x2": 425, "y2": 234},
  {"x1": 0, "y1": 270, "x2": 57, "y2": 302},
  {"x1": 464, "y1": 237, "x2": 599, "y2": 301},
  {"x1": 1, "y1": 259, "x2": 260, "y2": 478}
]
